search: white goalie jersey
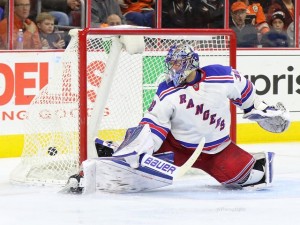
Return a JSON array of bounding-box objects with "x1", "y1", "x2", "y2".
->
[{"x1": 140, "y1": 64, "x2": 257, "y2": 154}]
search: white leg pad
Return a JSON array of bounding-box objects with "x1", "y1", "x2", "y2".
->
[
  {"x1": 265, "y1": 151, "x2": 275, "y2": 185},
  {"x1": 93, "y1": 159, "x2": 172, "y2": 193},
  {"x1": 241, "y1": 169, "x2": 264, "y2": 186},
  {"x1": 82, "y1": 160, "x2": 97, "y2": 194},
  {"x1": 81, "y1": 156, "x2": 173, "y2": 193},
  {"x1": 243, "y1": 151, "x2": 275, "y2": 190}
]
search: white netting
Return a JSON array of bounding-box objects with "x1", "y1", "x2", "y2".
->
[
  {"x1": 10, "y1": 33, "x2": 81, "y2": 186},
  {"x1": 10, "y1": 29, "x2": 234, "y2": 186}
]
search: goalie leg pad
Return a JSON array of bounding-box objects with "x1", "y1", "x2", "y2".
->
[
  {"x1": 241, "y1": 152, "x2": 275, "y2": 190},
  {"x1": 82, "y1": 160, "x2": 97, "y2": 194},
  {"x1": 93, "y1": 157, "x2": 173, "y2": 193},
  {"x1": 69, "y1": 152, "x2": 174, "y2": 194},
  {"x1": 265, "y1": 151, "x2": 275, "y2": 185}
]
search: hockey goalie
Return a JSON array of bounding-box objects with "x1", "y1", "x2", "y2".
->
[{"x1": 62, "y1": 44, "x2": 290, "y2": 194}]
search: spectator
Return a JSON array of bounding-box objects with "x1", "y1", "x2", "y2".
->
[
  {"x1": 189, "y1": 0, "x2": 225, "y2": 28},
  {"x1": 298, "y1": 21, "x2": 300, "y2": 47},
  {"x1": 100, "y1": 14, "x2": 122, "y2": 27},
  {"x1": 254, "y1": 0, "x2": 272, "y2": 14},
  {"x1": 36, "y1": 12, "x2": 66, "y2": 49},
  {"x1": 162, "y1": 0, "x2": 204, "y2": 28},
  {"x1": 0, "y1": 0, "x2": 42, "y2": 49},
  {"x1": 0, "y1": 7, "x2": 3, "y2": 20},
  {"x1": 91, "y1": 0, "x2": 126, "y2": 28},
  {"x1": 29, "y1": 0, "x2": 81, "y2": 26},
  {"x1": 0, "y1": 0, "x2": 7, "y2": 20},
  {"x1": 162, "y1": 0, "x2": 194, "y2": 28},
  {"x1": 0, "y1": 0, "x2": 6, "y2": 11},
  {"x1": 238, "y1": 0, "x2": 270, "y2": 36},
  {"x1": 230, "y1": 1, "x2": 259, "y2": 47},
  {"x1": 202, "y1": 0, "x2": 225, "y2": 28},
  {"x1": 162, "y1": 0, "x2": 224, "y2": 28},
  {"x1": 286, "y1": 21, "x2": 294, "y2": 47},
  {"x1": 230, "y1": 0, "x2": 272, "y2": 14},
  {"x1": 261, "y1": 10, "x2": 290, "y2": 47},
  {"x1": 106, "y1": 13, "x2": 122, "y2": 26},
  {"x1": 118, "y1": 0, "x2": 155, "y2": 28},
  {"x1": 267, "y1": 0, "x2": 294, "y2": 31}
]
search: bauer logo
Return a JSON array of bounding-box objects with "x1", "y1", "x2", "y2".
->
[{"x1": 143, "y1": 156, "x2": 177, "y2": 175}]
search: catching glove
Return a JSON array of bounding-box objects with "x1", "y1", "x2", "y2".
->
[{"x1": 243, "y1": 101, "x2": 290, "y2": 133}]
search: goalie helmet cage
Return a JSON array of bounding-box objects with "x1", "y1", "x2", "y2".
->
[{"x1": 10, "y1": 28, "x2": 237, "y2": 186}]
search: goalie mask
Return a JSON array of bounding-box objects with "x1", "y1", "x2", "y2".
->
[{"x1": 165, "y1": 44, "x2": 199, "y2": 87}]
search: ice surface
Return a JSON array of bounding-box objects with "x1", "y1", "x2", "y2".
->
[{"x1": 1, "y1": 143, "x2": 300, "y2": 225}]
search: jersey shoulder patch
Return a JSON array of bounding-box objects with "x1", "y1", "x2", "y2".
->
[
  {"x1": 202, "y1": 64, "x2": 234, "y2": 83},
  {"x1": 202, "y1": 64, "x2": 232, "y2": 77},
  {"x1": 156, "y1": 81, "x2": 187, "y2": 101}
]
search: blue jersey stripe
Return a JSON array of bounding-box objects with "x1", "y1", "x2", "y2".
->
[
  {"x1": 177, "y1": 135, "x2": 230, "y2": 151},
  {"x1": 159, "y1": 86, "x2": 187, "y2": 101}
]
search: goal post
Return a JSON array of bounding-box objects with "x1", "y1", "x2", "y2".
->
[{"x1": 10, "y1": 28, "x2": 237, "y2": 186}]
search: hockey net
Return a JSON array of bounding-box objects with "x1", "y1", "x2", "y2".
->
[{"x1": 10, "y1": 28, "x2": 237, "y2": 186}]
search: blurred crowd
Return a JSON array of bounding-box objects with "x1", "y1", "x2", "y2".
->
[
  {"x1": 229, "y1": 0, "x2": 295, "y2": 47},
  {"x1": 0, "y1": 0, "x2": 297, "y2": 49},
  {"x1": 0, "y1": 0, "x2": 82, "y2": 49}
]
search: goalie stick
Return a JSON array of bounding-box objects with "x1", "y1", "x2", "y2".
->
[{"x1": 60, "y1": 137, "x2": 205, "y2": 193}]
